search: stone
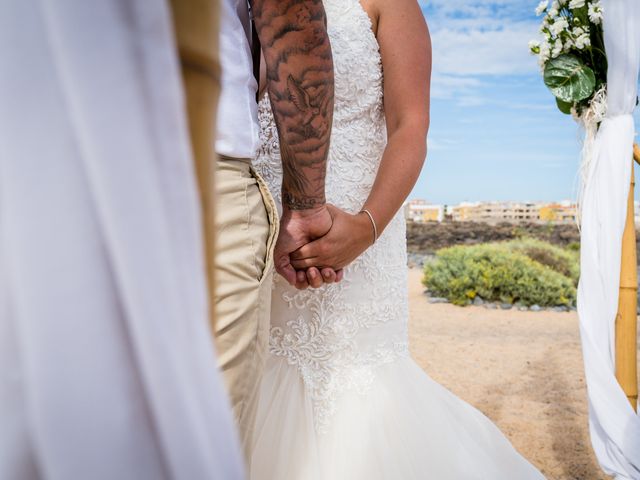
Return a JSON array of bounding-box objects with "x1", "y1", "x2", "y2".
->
[
  {"x1": 530, "y1": 304, "x2": 542, "y2": 312},
  {"x1": 484, "y1": 303, "x2": 498, "y2": 310},
  {"x1": 473, "y1": 296, "x2": 484, "y2": 306},
  {"x1": 428, "y1": 297, "x2": 449, "y2": 304},
  {"x1": 500, "y1": 303, "x2": 513, "y2": 310}
]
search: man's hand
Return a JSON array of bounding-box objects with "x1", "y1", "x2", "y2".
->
[
  {"x1": 289, "y1": 204, "x2": 374, "y2": 272},
  {"x1": 274, "y1": 206, "x2": 342, "y2": 289}
]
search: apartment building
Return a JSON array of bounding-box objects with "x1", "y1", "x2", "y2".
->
[
  {"x1": 404, "y1": 199, "x2": 445, "y2": 223},
  {"x1": 407, "y1": 199, "x2": 579, "y2": 224}
]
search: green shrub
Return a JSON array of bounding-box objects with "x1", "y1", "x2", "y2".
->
[
  {"x1": 504, "y1": 237, "x2": 579, "y2": 285},
  {"x1": 422, "y1": 242, "x2": 576, "y2": 307},
  {"x1": 566, "y1": 241, "x2": 581, "y2": 253}
]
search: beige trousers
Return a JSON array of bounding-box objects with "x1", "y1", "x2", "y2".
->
[{"x1": 214, "y1": 155, "x2": 278, "y2": 459}]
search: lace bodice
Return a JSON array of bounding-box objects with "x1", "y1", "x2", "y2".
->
[{"x1": 253, "y1": 0, "x2": 410, "y2": 433}]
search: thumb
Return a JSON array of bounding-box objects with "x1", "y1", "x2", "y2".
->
[
  {"x1": 291, "y1": 236, "x2": 324, "y2": 261},
  {"x1": 275, "y1": 254, "x2": 297, "y2": 285}
]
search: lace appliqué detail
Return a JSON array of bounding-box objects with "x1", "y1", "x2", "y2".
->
[
  {"x1": 269, "y1": 269, "x2": 409, "y2": 432},
  {"x1": 254, "y1": 0, "x2": 410, "y2": 434}
]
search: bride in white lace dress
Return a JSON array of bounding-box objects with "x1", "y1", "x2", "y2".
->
[{"x1": 251, "y1": 0, "x2": 545, "y2": 478}]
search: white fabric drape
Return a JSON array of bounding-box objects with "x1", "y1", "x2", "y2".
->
[
  {"x1": 0, "y1": 1, "x2": 244, "y2": 479},
  {"x1": 577, "y1": 1, "x2": 640, "y2": 478}
]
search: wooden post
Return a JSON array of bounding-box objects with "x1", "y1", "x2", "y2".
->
[
  {"x1": 616, "y1": 145, "x2": 640, "y2": 412},
  {"x1": 169, "y1": 0, "x2": 220, "y2": 331}
]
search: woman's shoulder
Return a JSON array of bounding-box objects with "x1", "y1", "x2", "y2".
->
[
  {"x1": 360, "y1": 0, "x2": 426, "y2": 37},
  {"x1": 358, "y1": 0, "x2": 380, "y2": 36}
]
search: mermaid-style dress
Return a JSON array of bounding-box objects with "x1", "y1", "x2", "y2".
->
[{"x1": 250, "y1": 1, "x2": 545, "y2": 478}]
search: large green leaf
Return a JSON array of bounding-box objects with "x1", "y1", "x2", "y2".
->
[
  {"x1": 544, "y1": 54, "x2": 596, "y2": 103},
  {"x1": 555, "y1": 97, "x2": 573, "y2": 115}
]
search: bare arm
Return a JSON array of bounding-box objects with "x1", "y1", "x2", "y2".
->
[
  {"x1": 250, "y1": 0, "x2": 334, "y2": 210},
  {"x1": 362, "y1": 0, "x2": 431, "y2": 235},
  {"x1": 290, "y1": 0, "x2": 431, "y2": 270}
]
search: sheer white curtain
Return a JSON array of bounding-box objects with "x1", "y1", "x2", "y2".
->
[
  {"x1": 0, "y1": 1, "x2": 244, "y2": 478},
  {"x1": 578, "y1": 1, "x2": 640, "y2": 478}
]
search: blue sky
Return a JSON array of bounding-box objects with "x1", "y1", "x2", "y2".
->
[{"x1": 412, "y1": 0, "x2": 636, "y2": 205}]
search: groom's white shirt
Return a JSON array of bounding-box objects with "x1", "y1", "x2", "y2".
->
[
  {"x1": 0, "y1": 1, "x2": 244, "y2": 478},
  {"x1": 216, "y1": 0, "x2": 259, "y2": 158}
]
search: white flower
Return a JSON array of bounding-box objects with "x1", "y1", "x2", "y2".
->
[
  {"x1": 550, "y1": 18, "x2": 569, "y2": 36},
  {"x1": 529, "y1": 40, "x2": 541, "y2": 55},
  {"x1": 538, "y1": 56, "x2": 548, "y2": 70},
  {"x1": 564, "y1": 37, "x2": 574, "y2": 51},
  {"x1": 569, "y1": 0, "x2": 585, "y2": 8},
  {"x1": 572, "y1": 26, "x2": 585, "y2": 37},
  {"x1": 549, "y1": 0, "x2": 562, "y2": 16},
  {"x1": 575, "y1": 32, "x2": 591, "y2": 49},
  {"x1": 540, "y1": 16, "x2": 551, "y2": 33},
  {"x1": 539, "y1": 41, "x2": 551, "y2": 68},
  {"x1": 588, "y1": 2, "x2": 603, "y2": 24},
  {"x1": 552, "y1": 39, "x2": 563, "y2": 58},
  {"x1": 535, "y1": 0, "x2": 549, "y2": 15}
]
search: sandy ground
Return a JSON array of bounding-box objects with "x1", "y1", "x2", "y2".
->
[{"x1": 407, "y1": 268, "x2": 611, "y2": 480}]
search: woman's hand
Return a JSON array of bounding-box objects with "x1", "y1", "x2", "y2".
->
[
  {"x1": 274, "y1": 206, "x2": 342, "y2": 289},
  {"x1": 290, "y1": 204, "x2": 374, "y2": 271}
]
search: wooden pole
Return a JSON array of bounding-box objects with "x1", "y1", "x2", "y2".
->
[
  {"x1": 615, "y1": 145, "x2": 639, "y2": 412},
  {"x1": 169, "y1": 0, "x2": 220, "y2": 332}
]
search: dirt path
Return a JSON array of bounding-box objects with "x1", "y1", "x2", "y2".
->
[{"x1": 407, "y1": 268, "x2": 608, "y2": 480}]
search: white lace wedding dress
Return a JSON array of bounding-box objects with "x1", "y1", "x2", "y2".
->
[{"x1": 251, "y1": 1, "x2": 545, "y2": 478}]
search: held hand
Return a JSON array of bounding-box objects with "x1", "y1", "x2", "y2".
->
[
  {"x1": 274, "y1": 206, "x2": 342, "y2": 289},
  {"x1": 290, "y1": 204, "x2": 374, "y2": 272}
]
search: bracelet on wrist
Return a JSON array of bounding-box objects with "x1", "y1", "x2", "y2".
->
[{"x1": 360, "y1": 208, "x2": 378, "y2": 244}]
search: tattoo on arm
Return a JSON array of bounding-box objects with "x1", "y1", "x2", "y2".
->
[{"x1": 250, "y1": 0, "x2": 334, "y2": 210}]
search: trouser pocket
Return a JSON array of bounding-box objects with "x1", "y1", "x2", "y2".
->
[{"x1": 250, "y1": 165, "x2": 278, "y2": 284}]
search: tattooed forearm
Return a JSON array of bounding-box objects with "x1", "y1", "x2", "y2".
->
[{"x1": 250, "y1": 0, "x2": 334, "y2": 210}]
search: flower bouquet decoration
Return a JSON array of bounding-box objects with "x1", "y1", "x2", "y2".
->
[
  {"x1": 529, "y1": 0, "x2": 606, "y2": 219},
  {"x1": 530, "y1": 0, "x2": 605, "y2": 118}
]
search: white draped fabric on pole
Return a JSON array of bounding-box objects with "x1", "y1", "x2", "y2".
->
[
  {"x1": 0, "y1": 1, "x2": 244, "y2": 479},
  {"x1": 578, "y1": 0, "x2": 640, "y2": 478}
]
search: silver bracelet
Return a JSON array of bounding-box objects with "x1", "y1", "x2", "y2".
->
[{"x1": 360, "y1": 208, "x2": 378, "y2": 244}]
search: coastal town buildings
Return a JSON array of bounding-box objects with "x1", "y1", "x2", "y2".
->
[
  {"x1": 405, "y1": 199, "x2": 580, "y2": 225},
  {"x1": 404, "y1": 199, "x2": 445, "y2": 223}
]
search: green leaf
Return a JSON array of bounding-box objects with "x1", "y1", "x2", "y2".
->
[
  {"x1": 555, "y1": 97, "x2": 573, "y2": 115},
  {"x1": 544, "y1": 54, "x2": 596, "y2": 103}
]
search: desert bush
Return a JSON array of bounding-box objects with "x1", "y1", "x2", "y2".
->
[
  {"x1": 566, "y1": 241, "x2": 580, "y2": 253},
  {"x1": 504, "y1": 238, "x2": 579, "y2": 285},
  {"x1": 422, "y1": 242, "x2": 576, "y2": 307}
]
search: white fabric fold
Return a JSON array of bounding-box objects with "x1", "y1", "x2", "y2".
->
[
  {"x1": 0, "y1": 1, "x2": 244, "y2": 478},
  {"x1": 578, "y1": 1, "x2": 640, "y2": 478}
]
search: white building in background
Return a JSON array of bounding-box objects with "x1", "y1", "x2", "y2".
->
[
  {"x1": 406, "y1": 199, "x2": 584, "y2": 224},
  {"x1": 449, "y1": 200, "x2": 578, "y2": 224},
  {"x1": 404, "y1": 199, "x2": 444, "y2": 223}
]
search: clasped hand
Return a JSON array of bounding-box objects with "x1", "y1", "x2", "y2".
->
[{"x1": 274, "y1": 204, "x2": 374, "y2": 289}]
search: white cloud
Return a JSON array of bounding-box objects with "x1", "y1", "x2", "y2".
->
[
  {"x1": 428, "y1": 137, "x2": 459, "y2": 151},
  {"x1": 423, "y1": 1, "x2": 540, "y2": 105},
  {"x1": 430, "y1": 74, "x2": 483, "y2": 100},
  {"x1": 456, "y1": 95, "x2": 488, "y2": 107},
  {"x1": 431, "y1": 22, "x2": 539, "y2": 76}
]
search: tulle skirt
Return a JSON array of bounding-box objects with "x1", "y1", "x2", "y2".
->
[{"x1": 249, "y1": 355, "x2": 545, "y2": 480}]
